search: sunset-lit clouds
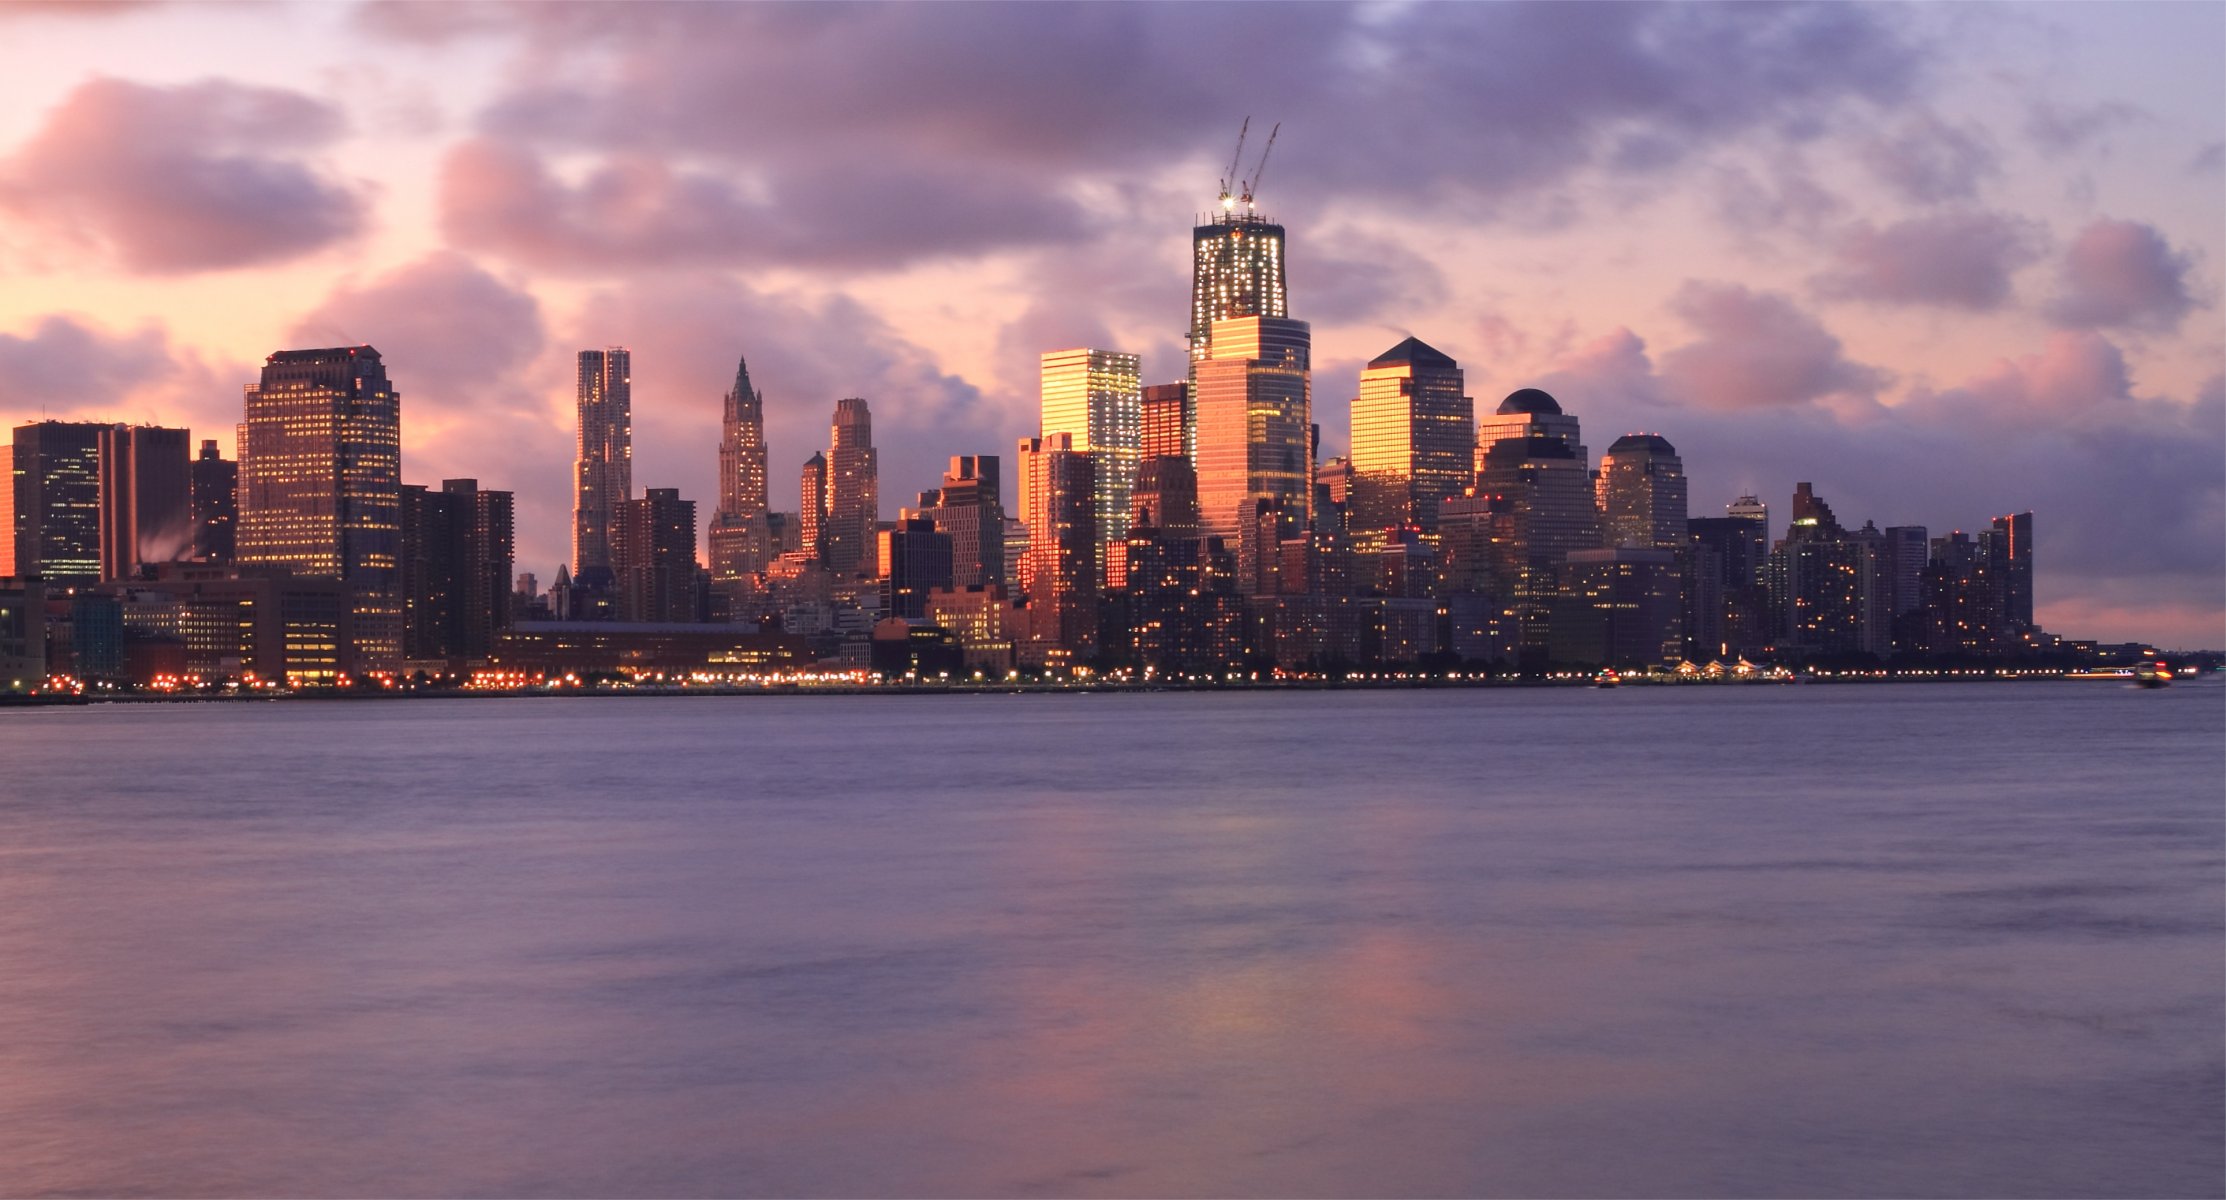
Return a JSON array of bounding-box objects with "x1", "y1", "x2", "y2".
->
[
  {"x1": 0, "y1": 77, "x2": 367, "y2": 273},
  {"x1": 0, "y1": 1, "x2": 2216, "y2": 644},
  {"x1": 1816, "y1": 211, "x2": 2047, "y2": 309}
]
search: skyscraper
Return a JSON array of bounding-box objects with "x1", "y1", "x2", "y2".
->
[
  {"x1": 1990, "y1": 511, "x2": 2034, "y2": 631},
  {"x1": 1596, "y1": 433, "x2": 1688, "y2": 551},
  {"x1": 238, "y1": 346, "x2": 403, "y2": 668},
  {"x1": 1140, "y1": 383, "x2": 1189, "y2": 460},
  {"x1": 1040, "y1": 348, "x2": 1142, "y2": 588},
  {"x1": 1476, "y1": 388, "x2": 1587, "y2": 475},
  {"x1": 1194, "y1": 315, "x2": 1311, "y2": 543},
  {"x1": 914, "y1": 456, "x2": 1005, "y2": 589},
  {"x1": 709, "y1": 356, "x2": 771, "y2": 591},
  {"x1": 9, "y1": 420, "x2": 105, "y2": 585},
  {"x1": 1188, "y1": 196, "x2": 1287, "y2": 458},
  {"x1": 573, "y1": 347, "x2": 632, "y2": 585},
  {"x1": 799, "y1": 452, "x2": 827, "y2": 562},
  {"x1": 191, "y1": 439, "x2": 237, "y2": 563},
  {"x1": 1348, "y1": 336, "x2": 1474, "y2": 547},
  {"x1": 613, "y1": 487, "x2": 698, "y2": 623},
  {"x1": 1476, "y1": 420, "x2": 1602, "y2": 664},
  {"x1": 823, "y1": 398, "x2": 879, "y2": 578},
  {"x1": 1017, "y1": 433, "x2": 1098, "y2": 661},
  {"x1": 96, "y1": 423, "x2": 191, "y2": 580}
]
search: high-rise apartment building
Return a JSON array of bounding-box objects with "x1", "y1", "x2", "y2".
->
[
  {"x1": 97, "y1": 423, "x2": 191, "y2": 580},
  {"x1": 1194, "y1": 315, "x2": 1311, "y2": 544},
  {"x1": 709, "y1": 356, "x2": 771, "y2": 590},
  {"x1": 823, "y1": 398, "x2": 879, "y2": 578},
  {"x1": 1596, "y1": 434, "x2": 1688, "y2": 551},
  {"x1": 9, "y1": 420, "x2": 105, "y2": 585},
  {"x1": 572, "y1": 347, "x2": 632, "y2": 585},
  {"x1": 799, "y1": 452, "x2": 827, "y2": 562},
  {"x1": 1990, "y1": 511, "x2": 2034, "y2": 631},
  {"x1": 1040, "y1": 348, "x2": 1142, "y2": 589},
  {"x1": 191, "y1": 439, "x2": 237, "y2": 563},
  {"x1": 237, "y1": 346, "x2": 403, "y2": 668},
  {"x1": 1348, "y1": 337, "x2": 1473, "y2": 547},
  {"x1": 613, "y1": 487, "x2": 698, "y2": 624}
]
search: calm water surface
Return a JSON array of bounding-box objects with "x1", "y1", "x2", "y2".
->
[{"x1": 1, "y1": 684, "x2": 2220, "y2": 1198}]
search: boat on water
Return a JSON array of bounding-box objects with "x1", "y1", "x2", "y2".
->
[
  {"x1": 1593, "y1": 668, "x2": 1621, "y2": 688},
  {"x1": 2066, "y1": 662, "x2": 2174, "y2": 687}
]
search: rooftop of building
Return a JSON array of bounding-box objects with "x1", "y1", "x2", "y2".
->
[
  {"x1": 1606, "y1": 433, "x2": 1678, "y2": 455},
  {"x1": 1498, "y1": 388, "x2": 1562, "y2": 416},
  {"x1": 1368, "y1": 336, "x2": 1456, "y2": 369}
]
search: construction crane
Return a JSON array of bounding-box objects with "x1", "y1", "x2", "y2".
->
[
  {"x1": 1240, "y1": 122, "x2": 1279, "y2": 209},
  {"x1": 1217, "y1": 116, "x2": 1251, "y2": 211}
]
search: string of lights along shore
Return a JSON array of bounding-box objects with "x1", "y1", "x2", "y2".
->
[{"x1": 12, "y1": 119, "x2": 2156, "y2": 696}]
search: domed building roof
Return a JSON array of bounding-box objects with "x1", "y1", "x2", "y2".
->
[
  {"x1": 1498, "y1": 388, "x2": 1562, "y2": 416},
  {"x1": 1606, "y1": 433, "x2": 1677, "y2": 456}
]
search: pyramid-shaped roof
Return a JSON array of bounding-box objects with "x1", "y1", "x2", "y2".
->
[{"x1": 1368, "y1": 336, "x2": 1456, "y2": 369}]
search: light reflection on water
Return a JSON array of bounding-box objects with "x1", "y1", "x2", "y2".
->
[{"x1": 0, "y1": 684, "x2": 2219, "y2": 1197}]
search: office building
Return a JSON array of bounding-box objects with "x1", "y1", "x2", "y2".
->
[
  {"x1": 1552, "y1": 547, "x2": 1683, "y2": 668},
  {"x1": 879, "y1": 518, "x2": 954, "y2": 620},
  {"x1": 1476, "y1": 430, "x2": 1602, "y2": 663},
  {"x1": 0, "y1": 576, "x2": 43, "y2": 691},
  {"x1": 1017, "y1": 433, "x2": 1097, "y2": 661},
  {"x1": 1348, "y1": 336, "x2": 1473, "y2": 547},
  {"x1": 914, "y1": 456, "x2": 1005, "y2": 589},
  {"x1": 800, "y1": 452, "x2": 827, "y2": 561},
  {"x1": 1194, "y1": 315, "x2": 1311, "y2": 544},
  {"x1": 1141, "y1": 382, "x2": 1189, "y2": 460},
  {"x1": 1597, "y1": 434, "x2": 1688, "y2": 551},
  {"x1": 97, "y1": 423, "x2": 192, "y2": 580},
  {"x1": 572, "y1": 348, "x2": 632, "y2": 585},
  {"x1": 823, "y1": 398, "x2": 879, "y2": 577},
  {"x1": 400, "y1": 478, "x2": 514, "y2": 664},
  {"x1": 613, "y1": 488, "x2": 698, "y2": 624},
  {"x1": 1041, "y1": 348, "x2": 1142, "y2": 589},
  {"x1": 708, "y1": 356, "x2": 772, "y2": 593},
  {"x1": 191, "y1": 439, "x2": 237, "y2": 563},
  {"x1": 237, "y1": 345, "x2": 403, "y2": 668},
  {"x1": 1476, "y1": 388, "x2": 1587, "y2": 475},
  {"x1": 9, "y1": 420, "x2": 104, "y2": 585},
  {"x1": 1990, "y1": 511, "x2": 2034, "y2": 631}
]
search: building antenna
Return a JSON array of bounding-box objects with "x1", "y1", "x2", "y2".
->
[
  {"x1": 1217, "y1": 116, "x2": 1251, "y2": 212},
  {"x1": 1241, "y1": 122, "x2": 1279, "y2": 209}
]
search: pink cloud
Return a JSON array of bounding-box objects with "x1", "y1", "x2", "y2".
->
[
  {"x1": 2045, "y1": 218, "x2": 2201, "y2": 331},
  {"x1": 1658, "y1": 283, "x2": 1889, "y2": 412},
  {"x1": 1815, "y1": 211, "x2": 2045, "y2": 309},
  {"x1": 0, "y1": 77, "x2": 367, "y2": 274}
]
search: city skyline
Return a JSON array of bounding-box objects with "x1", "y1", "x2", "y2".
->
[{"x1": 0, "y1": 3, "x2": 2217, "y2": 646}]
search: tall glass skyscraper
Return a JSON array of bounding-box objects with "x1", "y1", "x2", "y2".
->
[
  {"x1": 1194, "y1": 316, "x2": 1311, "y2": 543},
  {"x1": 1348, "y1": 337, "x2": 1474, "y2": 548},
  {"x1": 572, "y1": 347, "x2": 632, "y2": 585},
  {"x1": 1188, "y1": 209, "x2": 1288, "y2": 458},
  {"x1": 1040, "y1": 348, "x2": 1141, "y2": 589},
  {"x1": 238, "y1": 345, "x2": 403, "y2": 668},
  {"x1": 1596, "y1": 433, "x2": 1688, "y2": 551},
  {"x1": 823, "y1": 398, "x2": 879, "y2": 578}
]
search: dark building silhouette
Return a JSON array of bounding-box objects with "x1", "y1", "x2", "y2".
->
[
  {"x1": 10, "y1": 420, "x2": 106, "y2": 584},
  {"x1": 96, "y1": 424, "x2": 191, "y2": 581},
  {"x1": 613, "y1": 488, "x2": 698, "y2": 624},
  {"x1": 879, "y1": 518, "x2": 954, "y2": 620},
  {"x1": 191, "y1": 439, "x2": 237, "y2": 563}
]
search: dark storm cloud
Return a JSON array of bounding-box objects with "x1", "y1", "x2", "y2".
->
[
  {"x1": 1814, "y1": 211, "x2": 2046, "y2": 310},
  {"x1": 0, "y1": 77, "x2": 367, "y2": 274},
  {"x1": 2044, "y1": 218, "x2": 2202, "y2": 332},
  {"x1": 404, "y1": 2, "x2": 1928, "y2": 270}
]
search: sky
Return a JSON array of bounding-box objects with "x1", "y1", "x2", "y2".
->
[{"x1": 0, "y1": 1, "x2": 2218, "y2": 647}]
